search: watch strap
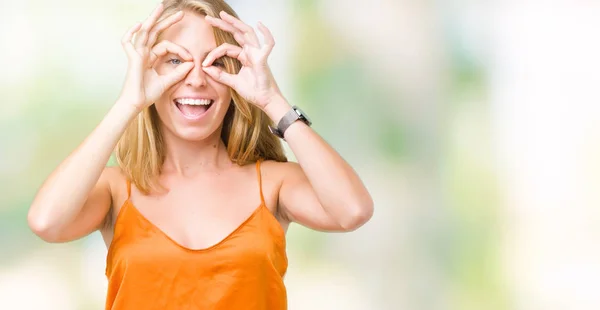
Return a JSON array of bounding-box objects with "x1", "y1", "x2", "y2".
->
[{"x1": 269, "y1": 106, "x2": 308, "y2": 139}]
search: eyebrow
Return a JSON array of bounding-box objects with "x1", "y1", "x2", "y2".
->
[{"x1": 166, "y1": 50, "x2": 212, "y2": 60}]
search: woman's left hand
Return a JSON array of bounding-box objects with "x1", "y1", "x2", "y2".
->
[{"x1": 202, "y1": 11, "x2": 282, "y2": 110}]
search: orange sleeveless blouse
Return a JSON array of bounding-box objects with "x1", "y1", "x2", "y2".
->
[{"x1": 105, "y1": 161, "x2": 288, "y2": 309}]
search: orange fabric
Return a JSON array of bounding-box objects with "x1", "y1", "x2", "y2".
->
[{"x1": 105, "y1": 161, "x2": 288, "y2": 309}]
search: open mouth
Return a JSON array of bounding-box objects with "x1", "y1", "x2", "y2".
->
[{"x1": 174, "y1": 98, "x2": 214, "y2": 119}]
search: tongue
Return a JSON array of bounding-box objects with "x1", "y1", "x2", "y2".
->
[{"x1": 179, "y1": 104, "x2": 208, "y2": 117}]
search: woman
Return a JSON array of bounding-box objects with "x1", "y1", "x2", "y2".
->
[{"x1": 27, "y1": 0, "x2": 373, "y2": 309}]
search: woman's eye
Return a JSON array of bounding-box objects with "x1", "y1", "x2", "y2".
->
[
  {"x1": 168, "y1": 58, "x2": 182, "y2": 65},
  {"x1": 213, "y1": 59, "x2": 226, "y2": 68}
]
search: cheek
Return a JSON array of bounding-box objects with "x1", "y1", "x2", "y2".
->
[
  {"x1": 152, "y1": 99, "x2": 172, "y2": 121},
  {"x1": 210, "y1": 82, "x2": 231, "y2": 102}
]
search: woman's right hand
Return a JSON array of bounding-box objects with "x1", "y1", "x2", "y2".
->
[{"x1": 118, "y1": 4, "x2": 194, "y2": 111}]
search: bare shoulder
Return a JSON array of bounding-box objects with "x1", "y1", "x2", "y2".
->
[
  {"x1": 104, "y1": 165, "x2": 124, "y2": 177},
  {"x1": 258, "y1": 160, "x2": 303, "y2": 225},
  {"x1": 259, "y1": 160, "x2": 303, "y2": 183},
  {"x1": 98, "y1": 166, "x2": 128, "y2": 230},
  {"x1": 102, "y1": 166, "x2": 128, "y2": 205},
  {"x1": 103, "y1": 165, "x2": 126, "y2": 185}
]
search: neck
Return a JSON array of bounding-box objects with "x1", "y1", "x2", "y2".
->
[{"x1": 161, "y1": 129, "x2": 233, "y2": 177}]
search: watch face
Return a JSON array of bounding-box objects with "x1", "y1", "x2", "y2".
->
[{"x1": 294, "y1": 107, "x2": 312, "y2": 126}]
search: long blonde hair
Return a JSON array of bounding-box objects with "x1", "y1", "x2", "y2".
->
[{"x1": 115, "y1": 0, "x2": 287, "y2": 194}]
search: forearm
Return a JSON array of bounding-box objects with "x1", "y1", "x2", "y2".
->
[
  {"x1": 263, "y1": 96, "x2": 374, "y2": 227},
  {"x1": 28, "y1": 100, "x2": 139, "y2": 230}
]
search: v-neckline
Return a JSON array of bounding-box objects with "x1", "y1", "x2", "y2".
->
[{"x1": 122, "y1": 199, "x2": 266, "y2": 252}]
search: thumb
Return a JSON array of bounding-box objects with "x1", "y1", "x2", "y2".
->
[
  {"x1": 161, "y1": 62, "x2": 194, "y2": 88},
  {"x1": 202, "y1": 66, "x2": 236, "y2": 88}
]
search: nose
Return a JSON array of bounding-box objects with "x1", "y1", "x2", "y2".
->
[{"x1": 184, "y1": 63, "x2": 208, "y2": 88}]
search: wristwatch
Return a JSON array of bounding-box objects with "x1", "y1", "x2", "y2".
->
[{"x1": 269, "y1": 106, "x2": 312, "y2": 139}]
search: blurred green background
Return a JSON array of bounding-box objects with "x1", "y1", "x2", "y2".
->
[{"x1": 2, "y1": 0, "x2": 600, "y2": 309}]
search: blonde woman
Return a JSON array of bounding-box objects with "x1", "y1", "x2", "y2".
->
[{"x1": 27, "y1": 0, "x2": 373, "y2": 309}]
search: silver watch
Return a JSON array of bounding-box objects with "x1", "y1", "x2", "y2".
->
[{"x1": 268, "y1": 106, "x2": 312, "y2": 139}]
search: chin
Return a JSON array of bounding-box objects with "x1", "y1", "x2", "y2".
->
[{"x1": 171, "y1": 125, "x2": 222, "y2": 142}]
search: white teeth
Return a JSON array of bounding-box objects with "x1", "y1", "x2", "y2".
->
[{"x1": 175, "y1": 98, "x2": 212, "y2": 105}]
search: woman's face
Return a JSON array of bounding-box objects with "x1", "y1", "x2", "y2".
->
[{"x1": 153, "y1": 10, "x2": 231, "y2": 142}]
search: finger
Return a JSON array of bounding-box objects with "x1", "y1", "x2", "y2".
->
[
  {"x1": 202, "y1": 43, "x2": 242, "y2": 67},
  {"x1": 233, "y1": 33, "x2": 247, "y2": 46},
  {"x1": 205, "y1": 15, "x2": 246, "y2": 46},
  {"x1": 147, "y1": 10, "x2": 184, "y2": 47},
  {"x1": 122, "y1": 22, "x2": 142, "y2": 58},
  {"x1": 219, "y1": 11, "x2": 260, "y2": 47},
  {"x1": 257, "y1": 22, "x2": 275, "y2": 54},
  {"x1": 148, "y1": 40, "x2": 192, "y2": 67},
  {"x1": 205, "y1": 15, "x2": 237, "y2": 34},
  {"x1": 161, "y1": 62, "x2": 195, "y2": 88},
  {"x1": 202, "y1": 66, "x2": 236, "y2": 88},
  {"x1": 135, "y1": 3, "x2": 165, "y2": 49}
]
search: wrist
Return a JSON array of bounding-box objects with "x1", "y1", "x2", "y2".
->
[
  {"x1": 100, "y1": 99, "x2": 144, "y2": 134},
  {"x1": 115, "y1": 97, "x2": 144, "y2": 113},
  {"x1": 262, "y1": 94, "x2": 292, "y2": 123},
  {"x1": 114, "y1": 98, "x2": 144, "y2": 119}
]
